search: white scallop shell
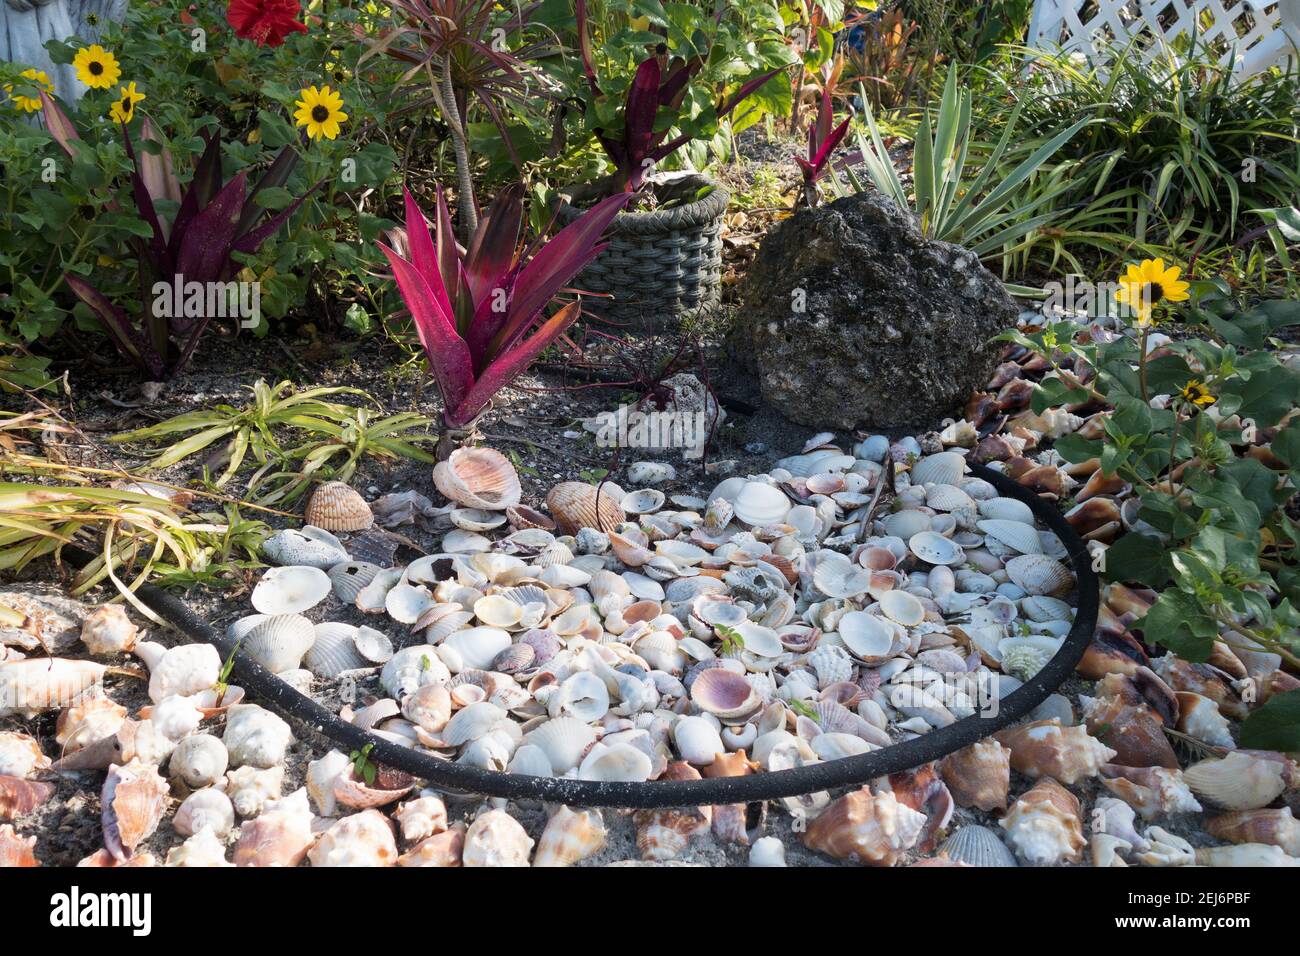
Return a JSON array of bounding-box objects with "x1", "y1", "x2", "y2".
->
[
  {"x1": 910, "y1": 452, "x2": 967, "y2": 486},
  {"x1": 305, "y1": 623, "x2": 368, "y2": 677},
  {"x1": 1005, "y1": 554, "x2": 1075, "y2": 597},
  {"x1": 441, "y1": 627, "x2": 512, "y2": 671},
  {"x1": 251, "y1": 565, "x2": 332, "y2": 615},
  {"x1": 977, "y1": 519, "x2": 1044, "y2": 556},
  {"x1": 578, "y1": 742, "x2": 653, "y2": 781},
  {"x1": 522, "y1": 717, "x2": 597, "y2": 773},
  {"x1": 733, "y1": 481, "x2": 791, "y2": 527},
  {"x1": 327, "y1": 561, "x2": 382, "y2": 603},
  {"x1": 978, "y1": 497, "x2": 1035, "y2": 524},
  {"x1": 243, "y1": 614, "x2": 316, "y2": 674},
  {"x1": 908, "y1": 531, "x2": 965, "y2": 566}
]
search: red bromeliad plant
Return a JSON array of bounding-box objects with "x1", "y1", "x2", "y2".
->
[
  {"x1": 44, "y1": 94, "x2": 311, "y2": 380},
  {"x1": 795, "y1": 76, "x2": 850, "y2": 207},
  {"x1": 575, "y1": 0, "x2": 784, "y2": 195},
  {"x1": 378, "y1": 184, "x2": 630, "y2": 435}
]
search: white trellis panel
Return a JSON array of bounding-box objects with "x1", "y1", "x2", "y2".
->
[{"x1": 1027, "y1": 0, "x2": 1300, "y2": 77}]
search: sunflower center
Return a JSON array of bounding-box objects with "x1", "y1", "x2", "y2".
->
[
  {"x1": 311, "y1": 105, "x2": 330, "y2": 122},
  {"x1": 1141, "y1": 281, "x2": 1165, "y2": 304},
  {"x1": 89, "y1": 61, "x2": 104, "y2": 75}
]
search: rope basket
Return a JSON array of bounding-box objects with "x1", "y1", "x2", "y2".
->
[{"x1": 556, "y1": 174, "x2": 730, "y2": 328}]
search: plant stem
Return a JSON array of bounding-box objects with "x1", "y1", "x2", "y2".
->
[
  {"x1": 1138, "y1": 325, "x2": 1150, "y2": 404},
  {"x1": 433, "y1": 55, "x2": 477, "y2": 243}
]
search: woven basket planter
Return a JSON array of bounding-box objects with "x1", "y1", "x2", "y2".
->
[{"x1": 556, "y1": 174, "x2": 729, "y2": 328}]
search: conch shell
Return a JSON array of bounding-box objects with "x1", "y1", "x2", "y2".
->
[
  {"x1": 993, "y1": 719, "x2": 1116, "y2": 785},
  {"x1": 80, "y1": 604, "x2": 140, "y2": 655},
  {"x1": 1207, "y1": 807, "x2": 1300, "y2": 856},
  {"x1": 308, "y1": 809, "x2": 398, "y2": 867},
  {"x1": 399, "y1": 822, "x2": 466, "y2": 867},
  {"x1": 0, "y1": 824, "x2": 38, "y2": 867},
  {"x1": 0, "y1": 658, "x2": 111, "y2": 717},
  {"x1": 232, "y1": 788, "x2": 315, "y2": 867},
  {"x1": 999, "y1": 777, "x2": 1084, "y2": 866},
  {"x1": 102, "y1": 759, "x2": 169, "y2": 861},
  {"x1": 801, "y1": 787, "x2": 926, "y2": 866},
  {"x1": 1098, "y1": 764, "x2": 1201, "y2": 820},
  {"x1": 533, "y1": 805, "x2": 607, "y2": 867},
  {"x1": 940, "y1": 739, "x2": 1010, "y2": 812},
  {"x1": 462, "y1": 809, "x2": 534, "y2": 867}
]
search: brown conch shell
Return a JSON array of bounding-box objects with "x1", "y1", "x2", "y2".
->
[
  {"x1": 546, "y1": 481, "x2": 626, "y2": 535},
  {"x1": 101, "y1": 758, "x2": 169, "y2": 861},
  {"x1": 434, "y1": 447, "x2": 522, "y2": 511},
  {"x1": 0, "y1": 774, "x2": 56, "y2": 821},
  {"x1": 533, "y1": 805, "x2": 607, "y2": 867},
  {"x1": 999, "y1": 777, "x2": 1084, "y2": 866},
  {"x1": 1098, "y1": 764, "x2": 1202, "y2": 820},
  {"x1": 0, "y1": 824, "x2": 38, "y2": 866},
  {"x1": 1207, "y1": 807, "x2": 1300, "y2": 855},
  {"x1": 993, "y1": 719, "x2": 1116, "y2": 785},
  {"x1": 232, "y1": 789, "x2": 316, "y2": 867},
  {"x1": 887, "y1": 763, "x2": 954, "y2": 853},
  {"x1": 0, "y1": 731, "x2": 50, "y2": 778},
  {"x1": 941, "y1": 739, "x2": 1011, "y2": 812},
  {"x1": 701, "y1": 750, "x2": 764, "y2": 846},
  {"x1": 1079, "y1": 694, "x2": 1179, "y2": 769},
  {"x1": 80, "y1": 604, "x2": 140, "y2": 656},
  {"x1": 801, "y1": 787, "x2": 926, "y2": 866},
  {"x1": 633, "y1": 761, "x2": 710, "y2": 861},
  {"x1": 305, "y1": 481, "x2": 375, "y2": 531},
  {"x1": 398, "y1": 822, "x2": 466, "y2": 867}
]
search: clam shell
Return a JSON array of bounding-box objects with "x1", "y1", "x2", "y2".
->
[
  {"x1": 442, "y1": 627, "x2": 512, "y2": 671},
  {"x1": 353, "y1": 625, "x2": 393, "y2": 664},
  {"x1": 690, "y1": 668, "x2": 762, "y2": 721},
  {"x1": 940, "y1": 825, "x2": 1017, "y2": 867},
  {"x1": 546, "y1": 482, "x2": 626, "y2": 535},
  {"x1": 838, "y1": 611, "x2": 896, "y2": 661},
  {"x1": 977, "y1": 519, "x2": 1043, "y2": 556},
  {"x1": 881, "y1": 510, "x2": 933, "y2": 540},
  {"x1": 578, "y1": 742, "x2": 653, "y2": 782},
  {"x1": 475, "y1": 594, "x2": 523, "y2": 629},
  {"x1": 732, "y1": 481, "x2": 791, "y2": 527},
  {"x1": 385, "y1": 583, "x2": 434, "y2": 624},
  {"x1": 328, "y1": 561, "x2": 382, "y2": 603},
  {"x1": 450, "y1": 508, "x2": 508, "y2": 532},
  {"x1": 908, "y1": 531, "x2": 964, "y2": 566},
  {"x1": 978, "y1": 497, "x2": 1035, "y2": 523},
  {"x1": 251, "y1": 565, "x2": 332, "y2": 615},
  {"x1": 877, "y1": 590, "x2": 925, "y2": 628},
  {"x1": 1005, "y1": 554, "x2": 1074, "y2": 597},
  {"x1": 910, "y1": 452, "x2": 966, "y2": 487},
  {"x1": 305, "y1": 623, "x2": 368, "y2": 677},
  {"x1": 522, "y1": 717, "x2": 597, "y2": 773},
  {"x1": 305, "y1": 482, "x2": 374, "y2": 532},
  {"x1": 243, "y1": 614, "x2": 316, "y2": 674},
  {"x1": 812, "y1": 555, "x2": 872, "y2": 599},
  {"x1": 433, "y1": 447, "x2": 522, "y2": 511},
  {"x1": 506, "y1": 504, "x2": 556, "y2": 531},
  {"x1": 621, "y1": 489, "x2": 666, "y2": 514},
  {"x1": 261, "y1": 526, "x2": 349, "y2": 568}
]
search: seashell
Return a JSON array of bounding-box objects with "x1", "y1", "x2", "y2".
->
[
  {"x1": 463, "y1": 809, "x2": 534, "y2": 867},
  {"x1": 999, "y1": 777, "x2": 1084, "y2": 866},
  {"x1": 0, "y1": 591, "x2": 83, "y2": 652},
  {"x1": 305, "y1": 481, "x2": 374, "y2": 531},
  {"x1": 925, "y1": 483, "x2": 975, "y2": 513},
  {"x1": 385, "y1": 582, "x2": 434, "y2": 624},
  {"x1": 134, "y1": 641, "x2": 221, "y2": 704},
  {"x1": 395, "y1": 795, "x2": 449, "y2": 843},
  {"x1": 0, "y1": 657, "x2": 110, "y2": 717},
  {"x1": 309, "y1": 808, "x2": 399, "y2": 867},
  {"x1": 940, "y1": 825, "x2": 1017, "y2": 867},
  {"x1": 908, "y1": 531, "x2": 964, "y2": 566},
  {"x1": 629, "y1": 461, "x2": 676, "y2": 485},
  {"x1": 56, "y1": 694, "x2": 128, "y2": 755},
  {"x1": 578, "y1": 742, "x2": 653, "y2": 782},
  {"x1": 381, "y1": 645, "x2": 451, "y2": 698},
  {"x1": 1131, "y1": 826, "x2": 1195, "y2": 866},
  {"x1": 998, "y1": 635, "x2": 1062, "y2": 682},
  {"x1": 304, "y1": 750, "x2": 351, "y2": 817},
  {"x1": 474, "y1": 594, "x2": 523, "y2": 629},
  {"x1": 173, "y1": 787, "x2": 235, "y2": 838},
  {"x1": 546, "y1": 481, "x2": 626, "y2": 535},
  {"x1": 433, "y1": 447, "x2": 522, "y2": 511},
  {"x1": 506, "y1": 504, "x2": 556, "y2": 532},
  {"x1": 1174, "y1": 691, "x2": 1235, "y2": 748},
  {"x1": 102, "y1": 758, "x2": 169, "y2": 860},
  {"x1": 80, "y1": 604, "x2": 140, "y2": 655},
  {"x1": 1195, "y1": 844, "x2": 1300, "y2": 867},
  {"x1": 837, "y1": 611, "x2": 895, "y2": 662},
  {"x1": 334, "y1": 762, "x2": 415, "y2": 809},
  {"x1": 690, "y1": 668, "x2": 762, "y2": 721},
  {"x1": 0, "y1": 731, "x2": 49, "y2": 778},
  {"x1": 810, "y1": 732, "x2": 873, "y2": 761},
  {"x1": 733, "y1": 481, "x2": 791, "y2": 527},
  {"x1": 976, "y1": 519, "x2": 1043, "y2": 556},
  {"x1": 328, "y1": 561, "x2": 382, "y2": 603},
  {"x1": 812, "y1": 555, "x2": 872, "y2": 598},
  {"x1": 978, "y1": 496, "x2": 1035, "y2": 524},
  {"x1": 223, "y1": 704, "x2": 293, "y2": 769},
  {"x1": 878, "y1": 590, "x2": 925, "y2": 628},
  {"x1": 261, "y1": 526, "x2": 349, "y2": 568},
  {"x1": 450, "y1": 507, "x2": 508, "y2": 532},
  {"x1": 1021, "y1": 595, "x2": 1072, "y2": 623},
  {"x1": 749, "y1": 835, "x2": 787, "y2": 867},
  {"x1": 549, "y1": 671, "x2": 610, "y2": 723},
  {"x1": 168, "y1": 734, "x2": 228, "y2": 790},
  {"x1": 881, "y1": 509, "x2": 933, "y2": 540},
  {"x1": 633, "y1": 763, "x2": 711, "y2": 860},
  {"x1": 621, "y1": 488, "x2": 665, "y2": 515},
  {"x1": 166, "y1": 828, "x2": 233, "y2": 868},
  {"x1": 436, "y1": 701, "x2": 508, "y2": 747},
  {"x1": 1079, "y1": 694, "x2": 1178, "y2": 769},
  {"x1": 398, "y1": 822, "x2": 466, "y2": 867},
  {"x1": 76, "y1": 849, "x2": 157, "y2": 867},
  {"x1": 232, "y1": 788, "x2": 315, "y2": 867},
  {"x1": 304, "y1": 623, "x2": 367, "y2": 678},
  {"x1": 356, "y1": 567, "x2": 402, "y2": 614},
  {"x1": 1098, "y1": 764, "x2": 1201, "y2": 820},
  {"x1": 522, "y1": 717, "x2": 597, "y2": 774},
  {"x1": 1207, "y1": 807, "x2": 1300, "y2": 856},
  {"x1": 0, "y1": 774, "x2": 56, "y2": 820},
  {"x1": 910, "y1": 452, "x2": 966, "y2": 486},
  {"x1": 801, "y1": 787, "x2": 926, "y2": 866},
  {"x1": 442, "y1": 627, "x2": 512, "y2": 671},
  {"x1": 993, "y1": 719, "x2": 1116, "y2": 784},
  {"x1": 940, "y1": 739, "x2": 1010, "y2": 812},
  {"x1": 672, "y1": 715, "x2": 726, "y2": 766},
  {"x1": 225, "y1": 765, "x2": 285, "y2": 818},
  {"x1": 0, "y1": 824, "x2": 38, "y2": 867},
  {"x1": 242, "y1": 614, "x2": 316, "y2": 674},
  {"x1": 1004, "y1": 554, "x2": 1074, "y2": 597},
  {"x1": 1184, "y1": 751, "x2": 1296, "y2": 810}
]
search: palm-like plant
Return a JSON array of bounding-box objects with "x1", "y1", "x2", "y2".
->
[{"x1": 378, "y1": 183, "x2": 629, "y2": 436}]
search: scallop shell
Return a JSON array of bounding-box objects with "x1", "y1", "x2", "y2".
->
[
  {"x1": 908, "y1": 531, "x2": 964, "y2": 566},
  {"x1": 534, "y1": 806, "x2": 607, "y2": 867},
  {"x1": 442, "y1": 627, "x2": 512, "y2": 671},
  {"x1": 910, "y1": 452, "x2": 966, "y2": 487},
  {"x1": 578, "y1": 742, "x2": 654, "y2": 782},
  {"x1": 102, "y1": 758, "x2": 169, "y2": 860},
  {"x1": 999, "y1": 777, "x2": 1084, "y2": 866},
  {"x1": 690, "y1": 668, "x2": 763, "y2": 721},
  {"x1": 977, "y1": 519, "x2": 1043, "y2": 556},
  {"x1": 733, "y1": 481, "x2": 791, "y2": 527},
  {"x1": 522, "y1": 717, "x2": 597, "y2": 774},
  {"x1": 506, "y1": 504, "x2": 556, "y2": 532},
  {"x1": 801, "y1": 787, "x2": 926, "y2": 866},
  {"x1": 1004, "y1": 554, "x2": 1074, "y2": 597},
  {"x1": 812, "y1": 556, "x2": 872, "y2": 599},
  {"x1": 1184, "y1": 751, "x2": 1296, "y2": 810},
  {"x1": 433, "y1": 447, "x2": 522, "y2": 511},
  {"x1": 261, "y1": 526, "x2": 349, "y2": 568},
  {"x1": 838, "y1": 611, "x2": 896, "y2": 662},
  {"x1": 243, "y1": 614, "x2": 316, "y2": 674},
  {"x1": 251, "y1": 565, "x2": 332, "y2": 615},
  {"x1": 978, "y1": 496, "x2": 1035, "y2": 524},
  {"x1": 939, "y1": 825, "x2": 1017, "y2": 867},
  {"x1": 305, "y1": 481, "x2": 374, "y2": 531},
  {"x1": 328, "y1": 561, "x2": 382, "y2": 603},
  {"x1": 305, "y1": 623, "x2": 368, "y2": 677},
  {"x1": 545, "y1": 482, "x2": 626, "y2": 535},
  {"x1": 878, "y1": 590, "x2": 925, "y2": 628},
  {"x1": 881, "y1": 509, "x2": 933, "y2": 540}
]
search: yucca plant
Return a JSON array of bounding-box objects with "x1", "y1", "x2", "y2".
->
[
  {"x1": 842, "y1": 65, "x2": 1087, "y2": 259},
  {"x1": 377, "y1": 182, "x2": 629, "y2": 439},
  {"x1": 43, "y1": 94, "x2": 311, "y2": 380},
  {"x1": 795, "y1": 70, "x2": 851, "y2": 207},
  {"x1": 575, "y1": 0, "x2": 783, "y2": 194}
]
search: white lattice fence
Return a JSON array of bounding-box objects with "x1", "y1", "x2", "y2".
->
[{"x1": 1027, "y1": 0, "x2": 1300, "y2": 76}]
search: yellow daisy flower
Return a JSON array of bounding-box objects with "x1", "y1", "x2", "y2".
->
[
  {"x1": 293, "y1": 85, "x2": 347, "y2": 141},
  {"x1": 72, "y1": 45, "x2": 121, "y2": 90},
  {"x1": 5, "y1": 68, "x2": 52, "y2": 113},
  {"x1": 108, "y1": 82, "x2": 145, "y2": 124},
  {"x1": 1181, "y1": 380, "x2": 1216, "y2": 408},
  {"x1": 1115, "y1": 257, "x2": 1191, "y2": 325}
]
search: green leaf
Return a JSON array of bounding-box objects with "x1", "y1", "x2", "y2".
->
[
  {"x1": 1102, "y1": 532, "x2": 1172, "y2": 588},
  {"x1": 1239, "y1": 690, "x2": 1300, "y2": 751},
  {"x1": 1139, "y1": 588, "x2": 1217, "y2": 660}
]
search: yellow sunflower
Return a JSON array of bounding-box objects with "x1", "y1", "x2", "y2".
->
[
  {"x1": 6, "y1": 68, "x2": 52, "y2": 113},
  {"x1": 1181, "y1": 380, "x2": 1216, "y2": 408},
  {"x1": 1115, "y1": 257, "x2": 1191, "y2": 325},
  {"x1": 108, "y1": 82, "x2": 145, "y2": 124},
  {"x1": 72, "y1": 45, "x2": 121, "y2": 90},
  {"x1": 293, "y1": 85, "x2": 347, "y2": 141}
]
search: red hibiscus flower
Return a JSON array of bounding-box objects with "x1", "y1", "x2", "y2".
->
[{"x1": 227, "y1": 0, "x2": 308, "y2": 47}]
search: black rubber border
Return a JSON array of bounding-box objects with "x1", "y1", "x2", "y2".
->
[{"x1": 118, "y1": 462, "x2": 1098, "y2": 808}]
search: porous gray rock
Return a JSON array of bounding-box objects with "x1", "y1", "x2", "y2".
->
[{"x1": 733, "y1": 192, "x2": 1018, "y2": 430}]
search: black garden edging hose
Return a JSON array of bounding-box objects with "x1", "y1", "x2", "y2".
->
[{"x1": 86, "y1": 462, "x2": 1099, "y2": 808}]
